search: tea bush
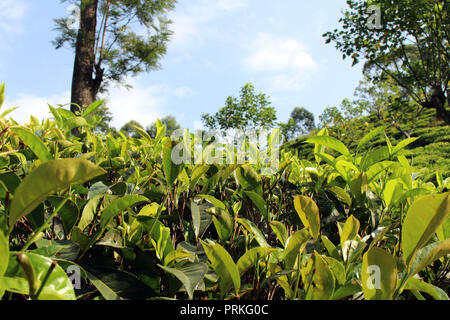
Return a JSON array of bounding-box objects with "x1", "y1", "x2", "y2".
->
[{"x1": 0, "y1": 84, "x2": 448, "y2": 300}]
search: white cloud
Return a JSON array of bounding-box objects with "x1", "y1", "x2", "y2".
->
[
  {"x1": 0, "y1": 0, "x2": 27, "y2": 34},
  {"x1": 5, "y1": 91, "x2": 70, "y2": 124},
  {"x1": 4, "y1": 79, "x2": 194, "y2": 130},
  {"x1": 101, "y1": 81, "x2": 164, "y2": 130},
  {"x1": 170, "y1": 0, "x2": 248, "y2": 47},
  {"x1": 245, "y1": 33, "x2": 317, "y2": 72},
  {"x1": 244, "y1": 33, "x2": 318, "y2": 91},
  {"x1": 102, "y1": 80, "x2": 195, "y2": 129}
]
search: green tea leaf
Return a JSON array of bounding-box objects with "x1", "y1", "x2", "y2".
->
[
  {"x1": 410, "y1": 239, "x2": 450, "y2": 277},
  {"x1": 293, "y1": 195, "x2": 320, "y2": 240},
  {"x1": 270, "y1": 221, "x2": 288, "y2": 248},
  {"x1": 404, "y1": 278, "x2": 449, "y2": 300},
  {"x1": 402, "y1": 193, "x2": 450, "y2": 267},
  {"x1": 82, "y1": 100, "x2": 104, "y2": 117},
  {"x1": 362, "y1": 247, "x2": 397, "y2": 300},
  {"x1": 200, "y1": 240, "x2": 240, "y2": 296},
  {"x1": 340, "y1": 215, "x2": 360, "y2": 247},
  {"x1": 356, "y1": 126, "x2": 384, "y2": 153},
  {"x1": 306, "y1": 136, "x2": 350, "y2": 156},
  {"x1": 0, "y1": 228, "x2": 8, "y2": 282},
  {"x1": 100, "y1": 195, "x2": 149, "y2": 230},
  {"x1": 159, "y1": 263, "x2": 208, "y2": 300},
  {"x1": 282, "y1": 229, "x2": 310, "y2": 270},
  {"x1": 9, "y1": 159, "x2": 106, "y2": 229},
  {"x1": 162, "y1": 137, "x2": 183, "y2": 188},
  {"x1": 1, "y1": 252, "x2": 76, "y2": 300},
  {"x1": 0, "y1": 83, "x2": 5, "y2": 109},
  {"x1": 10, "y1": 127, "x2": 52, "y2": 162},
  {"x1": 86, "y1": 267, "x2": 157, "y2": 300},
  {"x1": 392, "y1": 137, "x2": 420, "y2": 155},
  {"x1": 306, "y1": 253, "x2": 335, "y2": 300},
  {"x1": 237, "y1": 247, "x2": 275, "y2": 276},
  {"x1": 237, "y1": 218, "x2": 270, "y2": 248},
  {"x1": 244, "y1": 191, "x2": 269, "y2": 221}
]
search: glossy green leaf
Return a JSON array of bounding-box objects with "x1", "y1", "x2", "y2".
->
[
  {"x1": 349, "y1": 172, "x2": 368, "y2": 202},
  {"x1": 328, "y1": 186, "x2": 352, "y2": 206},
  {"x1": 0, "y1": 228, "x2": 8, "y2": 281},
  {"x1": 189, "y1": 165, "x2": 210, "y2": 189},
  {"x1": 392, "y1": 137, "x2": 420, "y2": 155},
  {"x1": 86, "y1": 267, "x2": 157, "y2": 300},
  {"x1": 362, "y1": 247, "x2": 397, "y2": 300},
  {"x1": 436, "y1": 216, "x2": 450, "y2": 242},
  {"x1": 10, "y1": 127, "x2": 52, "y2": 162},
  {"x1": 306, "y1": 135, "x2": 350, "y2": 156},
  {"x1": 404, "y1": 278, "x2": 449, "y2": 300},
  {"x1": 159, "y1": 263, "x2": 208, "y2": 300},
  {"x1": 237, "y1": 247, "x2": 275, "y2": 276},
  {"x1": 198, "y1": 194, "x2": 226, "y2": 210},
  {"x1": 293, "y1": 195, "x2": 320, "y2": 240},
  {"x1": 162, "y1": 137, "x2": 183, "y2": 187},
  {"x1": 1, "y1": 252, "x2": 76, "y2": 300},
  {"x1": 148, "y1": 219, "x2": 175, "y2": 262},
  {"x1": 321, "y1": 235, "x2": 340, "y2": 260},
  {"x1": 47, "y1": 196, "x2": 79, "y2": 235},
  {"x1": 237, "y1": 218, "x2": 270, "y2": 248},
  {"x1": 200, "y1": 240, "x2": 240, "y2": 296},
  {"x1": 332, "y1": 282, "x2": 362, "y2": 300},
  {"x1": 402, "y1": 193, "x2": 450, "y2": 267},
  {"x1": 82, "y1": 100, "x2": 104, "y2": 117},
  {"x1": 356, "y1": 126, "x2": 384, "y2": 153},
  {"x1": 210, "y1": 207, "x2": 233, "y2": 243},
  {"x1": 270, "y1": 221, "x2": 288, "y2": 248},
  {"x1": 0, "y1": 83, "x2": 4, "y2": 109},
  {"x1": 235, "y1": 165, "x2": 262, "y2": 192},
  {"x1": 66, "y1": 117, "x2": 89, "y2": 130},
  {"x1": 244, "y1": 191, "x2": 269, "y2": 221},
  {"x1": 340, "y1": 215, "x2": 360, "y2": 247},
  {"x1": 323, "y1": 256, "x2": 346, "y2": 285},
  {"x1": 342, "y1": 240, "x2": 366, "y2": 264},
  {"x1": 97, "y1": 229, "x2": 124, "y2": 248},
  {"x1": 9, "y1": 159, "x2": 106, "y2": 229},
  {"x1": 282, "y1": 229, "x2": 310, "y2": 270},
  {"x1": 410, "y1": 239, "x2": 450, "y2": 277},
  {"x1": 383, "y1": 178, "x2": 404, "y2": 208},
  {"x1": 190, "y1": 200, "x2": 201, "y2": 239},
  {"x1": 99, "y1": 195, "x2": 149, "y2": 230},
  {"x1": 78, "y1": 195, "x2": 103, "y2": 232},
  {"x1": 306, "y1": 253, "x2": 335, "y2": 300}
]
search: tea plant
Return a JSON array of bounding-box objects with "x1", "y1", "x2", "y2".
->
[{"x1": 0, "y1": 83, "x2": 448, "y2": 300}]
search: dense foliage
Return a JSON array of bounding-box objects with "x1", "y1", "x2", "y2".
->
[
  {"x1": 0, "y1": 84, "x2": 448, "y2": 300},
  {"x1": 285, "y1": 108, "x2": 450, "y2": 181}
]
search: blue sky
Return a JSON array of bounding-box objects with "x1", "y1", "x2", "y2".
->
[{"x1": 0, "y1": 0, "x2": 364, "y2": 131}]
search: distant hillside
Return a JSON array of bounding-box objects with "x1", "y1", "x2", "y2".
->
[{"x1": 283, "y1": 109, "x2": 450, "y2": 180}]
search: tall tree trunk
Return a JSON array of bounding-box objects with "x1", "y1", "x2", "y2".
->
[
  {"x1": 421, "y1": 87, "x2": 450, "y2": 125},
  {"x1": 71, "y1": 0, "x2": 99, "y2": 114}
]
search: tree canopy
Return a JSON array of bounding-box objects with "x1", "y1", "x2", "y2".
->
[
  {"x1": 323, "y1": 0, "x2": 450, "y2": 124},
  {"x1": 201, "y1": 82, "x2": 277, "y2": 134}
]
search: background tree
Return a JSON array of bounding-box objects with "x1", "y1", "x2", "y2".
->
[
  {"x1": 120, "y1": 120, "x2": 143, "y2": 138},
  {"x1": 54, "y1": 0, "x2": 177, "y2": 114},
  {"x1": 280, "y1": 107, "x2": 315, "y2": 142},
  {"x1": 201, "y1": 82, "x2": 277, "y2": 133},
  {"x1": 323, "y1": 0, "x2": 450, "y2": 124},
  {"x1": 355, "y1": 76, "x2": 420, "y2": 138},
  {"x1": 147, "y1": 115, "x2": 180, "y2": 138}
]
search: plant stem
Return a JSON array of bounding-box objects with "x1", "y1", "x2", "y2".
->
[{"x1": 21, "y1": 198, "x2": 69, "y2": 252}]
